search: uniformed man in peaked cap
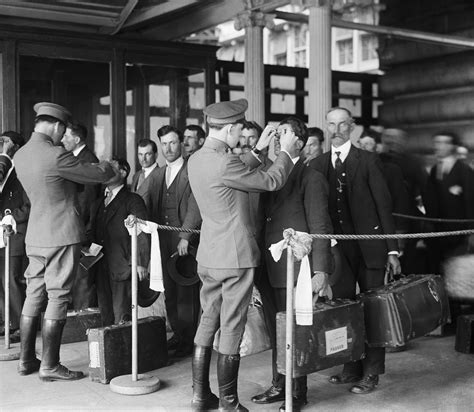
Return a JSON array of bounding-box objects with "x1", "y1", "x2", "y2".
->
[
  {"x1": 15, "y1": 102, "x2": 114, "y2": 382},
  {"x1": 188, "y1": 98, "x2": 300, "y2": 411}
]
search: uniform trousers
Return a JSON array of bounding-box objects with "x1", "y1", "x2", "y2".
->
[
  {"x1": 0, "y1": 254, "x2": 26, "y2": 330},
  {"x1": 194, "y1": 265, "x2": 254, "y2": 355},
  {"x1": 95, "y1": 258, "x2": 131, "y2": 326},
  {"x1": 22, "y1": 244, "x2": 81, "y2": 320},
  {"x1": 331, "y1": 240, "x2": 385, "y2": 376}
]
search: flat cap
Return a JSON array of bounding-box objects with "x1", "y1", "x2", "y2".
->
[
  {"x1": 204, "y1": 98, "x2": 248, "y2": 125},
  {"x1": 33, "y1": 102, "x2": 71, "y2": 125}
]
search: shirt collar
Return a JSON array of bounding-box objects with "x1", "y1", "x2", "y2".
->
[
  {"x1": 72, "y1": 143, "x2": 86, "y2": 157},
  {"x1": 105, "y1": 184, "x2": 124, "y2": 198},
  {"x1": 331, "y1": 139, "x2": 352, "y2": 161},
  {"x1": 166, "y1": 156, "x2": 184, "y2": 169},
  {"x1": 142, "y1": 162, "x2": 158, "y2": 173}
]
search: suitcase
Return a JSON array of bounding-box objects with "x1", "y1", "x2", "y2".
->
[
  {"x1": 455, "y1": 314, "x2": 474, "y2": 353},
  {"x1": 62, "y1": 308, "x2": 102, "y2": 344},
  {"x1": 87, "y1": 316, "x2": 168, "y2": 384},
  {"x1": 360, "y1": 274, "x2": 450, "y2": 348},
  {"x1": 276, "y1": 299, "x2": 365, "y2": 378}
]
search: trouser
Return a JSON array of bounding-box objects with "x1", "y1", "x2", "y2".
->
[
  {"x1": 331, "y1": 241, "x2": 385, "y2": 376},
  {"x1": 0, "y1": 254, "x2": 26, "y2": 330},
  {"x1": 95, "y1": 259, "x2": 131, "y2": 326},
  {"x1": 161, "y1": 233, "x2": 200, "y2": 344},
  {"x1": 71, "y1": 264, "x2": 97, "y2": 310},
  {"x1": 194, "y1": 265, "x2": 254, "y2": 355},
  {"x1": 22, "y1": 244, "x2": 81, "y2": 320}
]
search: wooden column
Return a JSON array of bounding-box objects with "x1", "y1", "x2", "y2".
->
[
  {"x1": 1, "y1": 40, "x2": 19, "y2": 132},
  {"x1": 111, "y1": 48, "x2": 126, "y2": 158},
  {"x1": 235, "y1": 9, "x2": 274, "y2": 126},
  {"x1": 307, "y1": 0, "x2": 331, "y2": 149}
]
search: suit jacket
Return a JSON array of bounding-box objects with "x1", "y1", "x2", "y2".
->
[
  {"x1": 188, "y1": 137, "x2": 294, "y2": 269},
  {"x1": 425, "y1": 159, "x2": 474, "y2": 231},
  {"x1": 310, "y1": 145, "x2": 398, "y2": 269},
  {"x1": 89, "y1": 186, "x2": 150, "y2": 281},
  {"x1": 15, "y1": 132, "x2": 114, "y2": 247},
  {"x1": 131, "y1": 165, "x2": 161, "y2": 217},
  {"x1": 0, "y1": 168, "x2": 30, "y2": 256},
  {"x1": 262, "y1": 159, "x2": 333, "y2": 288},
  {"x1": 148, "y1": 159, "x2": 201, "y2": 242},
  {"x1": 76, "y1": 145, "x2": 101, "y2": 225}
]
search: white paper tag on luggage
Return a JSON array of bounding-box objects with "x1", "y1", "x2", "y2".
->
[
  {"x1": 325, "y1": 326, "x2": 348, "y2": 355},
  {"x1": 89, "y1": 341, "x2": 100, "y2": 368}
]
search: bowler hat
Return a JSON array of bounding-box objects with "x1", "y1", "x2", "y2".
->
[
  {"x1": 33, "y1": 102, "x2": 71, "y2": 125},
  {"x1": 167, "y1": 246, "x2": 199, "y2": 286},
  {"x1": 204, "y1": 98, "x2": 248, "y2": 125},
  {"x1": 137, "y1": 277, "x2": 160, "y2": 308}
]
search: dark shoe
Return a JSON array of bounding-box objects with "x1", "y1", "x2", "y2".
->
[
  {"x1": 251, "y1": 385, "x2": 285, "y2": 404},
  {"x1": 217, "y1": 353, "x2": 248, "y2": 411},
  {"x1": 191, "y1": 345, "x2": 219, "y2": 411},
  {"x1": 329, "y1": 373, "x2": 361, "y2": 384},
  {"x1": 167, "y1": 335, "x2": 180, "y2": 351},
  {"x1": 9, "y1": 329, "x2": 21, "y2": 344},
  {"x1": 278, "y1": 395, "x2": 308, "y2": 411},
  {"x1": 386, "y1": 345, "x2": 406, "y2": 353},
  {"x1": 18, "y1": 315, "x2": 41, "y2": 376},
  {"x1": 39, "y1": 318, "x2": 84, "y2": 382},
  {"x1": 350, "y1": 374, "x2": 379, "y2": 394}
]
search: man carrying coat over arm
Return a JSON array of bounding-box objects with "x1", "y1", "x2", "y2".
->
[
  {"x1": 188, "y1": 98, "x2": 307, "y2": 411},
  {"x1": 15, "y1": 102, "x2": 114, "y2": 382}
]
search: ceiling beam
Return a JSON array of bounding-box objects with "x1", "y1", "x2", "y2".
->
[
  {"x1": 0, "y1": 4, "x2": 116, "y2": 27},
  {"x1": 123, "y1": 0, "x2": 201, "y2": 30},
  {"x1": 138, "y1": 0, "x2": 289, "y2": 40},
  {"x1": 109, "y1": 0, "x2": 139, "y2": 35}
]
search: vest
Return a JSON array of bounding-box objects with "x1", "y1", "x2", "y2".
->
[
  {"x1": 159, "y1": 169, "x2": 182, "y2": 227},
  {"x1": 328, "y1": 161, "x2": 355, "y2": 234}
]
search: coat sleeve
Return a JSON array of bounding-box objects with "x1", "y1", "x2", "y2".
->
[
  {"x1": 367, "y1": 154, "x2": 398, "y2": 252},
  {"x1": 304, "y1": 170, "x2": 333, "y2": 274},
  {"x1": 223, "y1": 151, "x2": 294, "y2": 193},
  {"x1": 180, "y1": 191, "x2": 202, "y2": 241},
  {"x1": 56, "y1": 149, "x2": 114, "y2": 184},
  {"x1": 0, "y1": 154, "x2": 12, "y2": 183},
  {"x1": 9, "y1": 184, "x2": 30, "y2": 225}
]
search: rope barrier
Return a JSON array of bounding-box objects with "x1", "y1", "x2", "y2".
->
[{"x1": 136, "y1": 218, "x2": 474, "y2": 240}]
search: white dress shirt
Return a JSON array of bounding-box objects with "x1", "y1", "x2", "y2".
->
[
  {"x1": 72, "y1": 143, "x2": 86, "y2": 157},
  {"x1": 166, "y1": 157, "x2": 184, "y2": 188},
  {"x1": 331, "y1": 139, "x2": 352, "y2": 167},
  {"x1": 143, "y1": 162, "x2": 158, "y2": 179},
  {"x1": 105, "y1": 184, "x2": 124, "y2": 205}
]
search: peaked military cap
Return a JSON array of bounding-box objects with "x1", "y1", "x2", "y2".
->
[
  {"x1": 204, "y1": 98, "x2": 248, "y2": 125},
  {"x1": 33, "y1": 102, "x2": 71, "y2": 125}
]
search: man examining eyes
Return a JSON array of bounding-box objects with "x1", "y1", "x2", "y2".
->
[{"x1": 309, "y1": 107, "x2": 401, "y2": 395}]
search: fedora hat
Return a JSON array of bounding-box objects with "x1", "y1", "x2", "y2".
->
[
  {"x1": 167, "y1": 245, "x2": 199, "y2": 286},
  {"x1": 137, "y1": 277, "x2": 160, "y2": 308}
]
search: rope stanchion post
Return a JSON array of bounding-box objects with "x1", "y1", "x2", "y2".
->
[
  {"x1": 0, "y1": 219, "x2": 20, "y2": 361},
  {"x1": 110, "y1": 215, "x2": 160, "y2": 395},
  {"x1": 285, "y1": 247, "x2": 294, "y2": 412}
]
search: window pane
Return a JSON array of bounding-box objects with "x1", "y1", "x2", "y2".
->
[
  {"x1": 339, "y1": 98, "x2": 361, "y2": 117},
  {"x1": 339, "y1": 80, "x2": 361, "y2": 95},
  {"x1": 271, "y1": 94, "x2": 296, "y2": 114},
  {"x1": 271, "y1": 75, "x2": 295, "y2": 89}
]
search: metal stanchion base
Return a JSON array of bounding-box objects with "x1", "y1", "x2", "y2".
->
[
  {"x1": 110, "y1": 374, "x2": 160, "y2": 395},
  {"x1": 0, "y1": 343, "x2": 20, "y2": 361}
]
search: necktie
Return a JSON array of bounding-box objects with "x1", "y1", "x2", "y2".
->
[
  {"x1": 436, "y1": 160, "x2": 444, "y2": 180},
  {"x1": 335, "y1": 151, "x2": 343, "y2": 171},
  {"x1": 136, "y1": 169, "x2": 145, "y2": 190},
  {"x1": 166, "y1": 165, "x2": 172, "y2": 188},
  {"x1": 104, "y1": 189, "x2": 113, "y2": 207}
]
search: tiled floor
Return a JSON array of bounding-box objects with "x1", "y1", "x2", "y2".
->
[{"x1": 1, "y1": 333, "x2": 473, "y2": 411}]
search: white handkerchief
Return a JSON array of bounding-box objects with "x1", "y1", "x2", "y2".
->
[
  {"x1": 0, "y1": 214, "x2": 17, "y2": 249},
  {"x1": 295, "y1": 256, "x2": 313, "y2": 326}
]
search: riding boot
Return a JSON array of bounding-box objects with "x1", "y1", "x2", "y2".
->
[
  {"x1": 38, "y1": 319, "x2": 84, "y2": 382},
  {"x1": 17, "y1": 315, "x2": 41, "y2": 375},
  {"x1": 217, "y1": 353, "x2": 248, "y2": 412},
  {"x1": 191, "y1": 345, "x2": 219, "y2": 411}
]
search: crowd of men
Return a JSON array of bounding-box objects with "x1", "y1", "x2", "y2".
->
[{"x1": 0, "y1": 98, "x2": 473, "y2": 411}]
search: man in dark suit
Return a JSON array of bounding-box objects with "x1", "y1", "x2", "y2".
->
[
  {"x1": 148, "y1": 125, "x2": 201, "y2": 357},
  {"x1": 62, "y1": 123, "x2": 101, "y2": 310},
  {"x1": 0, "y1": 131, "x2": 29, "y2": 343},
  {"x1": 131, "y1": 139, "x2": 161, "y2": 216},
  {"x1": 310, "y1": 107, "x2": 401, "y2": 394},
  {"x1": 89, "y1": 158, "x2": 150, "y2": 326},
  {"x1": 15, "y1": 102, "x2": 114, "y2": 381},
  {"x1": 424, "y1": 131, "x2": 474, "y2": 272},
  {"x1": 188, "y1": 99, "x2": 299, "y2": 411},
  {"x1": 252, "y1": 117, "x2": 333, "y2": 411}
]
